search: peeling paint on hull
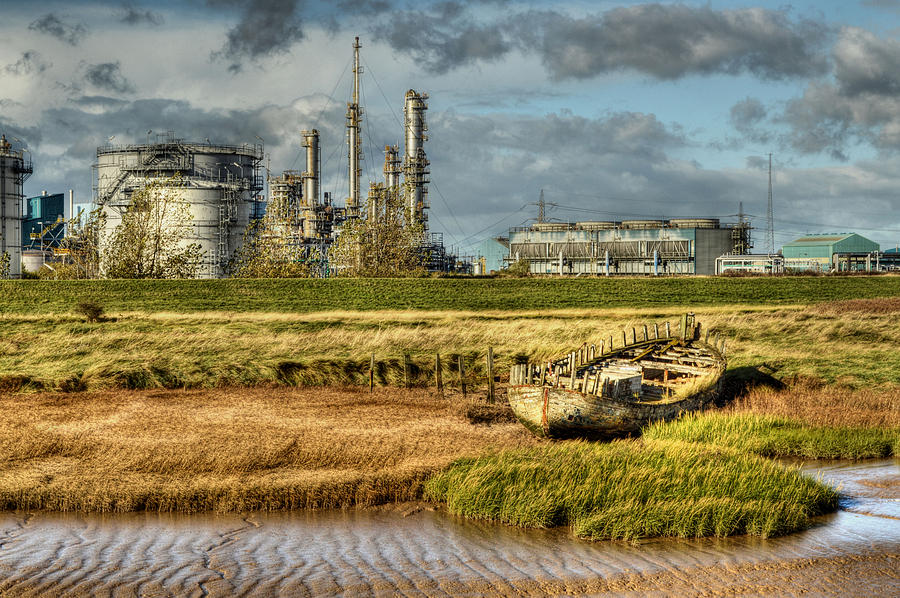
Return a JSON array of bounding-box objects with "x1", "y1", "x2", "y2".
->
[{"x1": 508, "y1": 383, "x2": 722, "y2": 439}]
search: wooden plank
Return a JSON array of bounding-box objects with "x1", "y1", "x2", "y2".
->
[
  {"x1": 458, "y1": 354, "x2": 466, "y2": 397},
  {"x1": 435, "y1": 353, "x2": 443, "y2": 394},
  {"x1": 639, "y1": 360, "x2": 717, "y2": 376},
  {"x1": 487, "y1": 347, "x2": 495, "y2": 403},
  {"x1": 369, "y1": 353, "x2": 375, "y2": 393}
]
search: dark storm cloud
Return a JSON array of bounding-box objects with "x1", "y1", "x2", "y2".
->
[
  {"x1": 372, "y1": 2, "x2": 511, "y2": 74},
  {"x1": 120, "y1": 4, "x2": 165, "y2": 26},
  {"x1": 85, "y1": 62, "x2": 136, "y2": 94},
  {"x1": 832, "y1": 27, "x2": 900, "y2": 96},
  {"x1": 336, "y1": 0, "x2": 391, "y2": 16},
  {"x1": 730, "y1": 98, "x2": 772, "y2": 145},
  {"x1": 4, "y1": 51, "x2": 51, "y2": 76},
  {"x1": 777, "y1": 28, "x2": 900, "y2": 157},
  {"x1": 513, "y1": 5, "x2": 831, "y2": 81},
  {"x1": 209, "y1": 0, "x2": 305, "y2": 72},
  {"x1": 28, "y1": 14, "x2": 88, "y2": 46}
]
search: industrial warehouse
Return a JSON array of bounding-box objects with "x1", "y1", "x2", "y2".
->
[{"x1": 506, "y1": 217, "x2": 750, "y2": 276}]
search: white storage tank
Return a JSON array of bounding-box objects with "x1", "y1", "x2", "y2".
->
[
  {"x1": 0, "y1": 134, "x2": 32, "y2": 278},
  {"x1": 21, "y1": 249, "x2": 51, "y2": 274},
  {"x1": 94, "y1": 136, "x2": 263, "y2": 278}
]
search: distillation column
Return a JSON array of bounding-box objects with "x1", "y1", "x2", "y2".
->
[
  {"x1": 403, "y1": 90, "x2": 429, "y2": 227},
  {"x1": 345, "y1": 37, "x2": 362, "y2": 219},
  {"x1": 0, "y1": 134, "x2": 32, "y2": 278},
  {"x1": 301, "y1": 129, "x2": 320, "y2": 206},
  {"x1": 384, "y1": 145, "x2": 401, "y2": 191}
]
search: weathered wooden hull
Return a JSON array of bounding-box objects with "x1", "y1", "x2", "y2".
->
[{"x1": 507, "y1": 379, "x2": 723, "y2": 439}]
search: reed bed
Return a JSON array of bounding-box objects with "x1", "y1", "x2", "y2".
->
[
  {"x1": 0, "y1": 387, "x2": 537, "y2": 513},
  {"x1": 425, "y1": 439, "x2": 838, "y2": 541},
  {"x1": 729, "y1": 384, "x2": 899, "y2": 428},
  {"x1": 2, "y1": 303, "x2": 898, "y2": 392},
  {"x1": 643, "y1": 412, "x2": 899, "y2": 459}
]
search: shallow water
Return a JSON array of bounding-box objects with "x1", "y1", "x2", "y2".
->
[{"x1": 0, "y1": 460, "x2": 896, "y2": 597}]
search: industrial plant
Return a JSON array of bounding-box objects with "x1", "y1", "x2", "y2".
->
[
  {"x1": 506, "y1": 217, "x2": 750, "y2": 276},
  {"x1": 0, "y1": 37, "x2": 897, "y2": 278}
]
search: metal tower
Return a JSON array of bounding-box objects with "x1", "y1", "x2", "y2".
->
[
  {"x1": 346, "y1": 37, "x2": 362, "y2": 219},
  {"x1": 766, "y1": 153, "x2": 774, "y2": 254},
  {"x1": 538, "y1": 189, "x2": 545, "y2": 223}
]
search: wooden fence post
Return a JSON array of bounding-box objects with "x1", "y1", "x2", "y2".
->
[
  {"x1": 486, "y1": 347, "x2": 495, "y2": 403},
  {"x1": 435, "y1": 353, "x2": 443, "y2": 395},
  {"x1": 404, "y1": 353, "x2": 411, "y2": 389},
  {"x1": 458, "y1": 354, "x2": 466, "y2": 398}
]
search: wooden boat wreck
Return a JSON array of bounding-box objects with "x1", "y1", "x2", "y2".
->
[{"x1": 508, "y1": 313, "x2": 726, "y2": 439}]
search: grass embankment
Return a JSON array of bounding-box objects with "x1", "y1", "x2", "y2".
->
[
  {"x1": 644, "y1": 413, "x2": 899, "y2": 459},
  {"x1": 426, "y1": 440, "x2": 838, "y2": 541},
  {"x1": 2, "y1": 300, "x2": 900, "y2": 391},
  {"x1": 0, "y1": 388, "x2": 536, "y2": 512},
  {"x1": 1, "y1": 276, "x2": 899, "y2": 314}
]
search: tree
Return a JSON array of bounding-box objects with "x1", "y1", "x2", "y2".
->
[
  {"x1": 102, "y1": 173, "x2": 203, "y2": 278},
  {"x1": 47, "y1": 207, "x2": 106, "y2": 279},
  {"x1": 329, "y1": 186, "x2": 426, "y2": 277},
  {"x1": 0, "y1": 251, "x2": 9, "y2": 279},
  {"x1": 229, "y1": 218, "x2": 321, "y2": 278}
]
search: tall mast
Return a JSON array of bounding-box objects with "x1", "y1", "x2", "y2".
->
[
  {"x1": 346, "y1": 37, "x2": 362, "y2": 218},
  {"x1": 766, "y1": 153, "x2": 774, "y2": 254},
  {"x1": 538, "y1": 189, "x2": 545, "y2": 223}
]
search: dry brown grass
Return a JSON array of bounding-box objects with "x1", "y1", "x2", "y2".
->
[
  {"x1": 0, "y1": 387, "x2": 538, "y2": 513},
  {"x1": 728, "y1": 383, "x2": 900, "y2": 428},
  {"x1": 815, "y1": 297, "x2": 900, "y2": 314}
]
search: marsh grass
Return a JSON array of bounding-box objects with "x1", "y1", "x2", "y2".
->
[
  {"x1": 425, "y1": 439, "x2": 838, "y2": 541},
  {"x1": 643, "y1": 412, "x2": 899, "y2": 459},
  {"x1": 0, "y1": 387, "x2": 537, "y2": 512},
  {"x1": 730, "y1": 384, "x2": 899, "y2": 428},
  {"x1": 2, "y1": 303, "x2": 899, "y2": 391}
]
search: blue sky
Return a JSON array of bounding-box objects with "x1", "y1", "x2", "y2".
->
[{"x1": 2, "y1": 0, "x2": 900, "y2": 253}]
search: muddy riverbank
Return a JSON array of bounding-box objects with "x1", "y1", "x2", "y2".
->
[{"x1": 0, "y1": 459, "x2": 895, "y2": 596}]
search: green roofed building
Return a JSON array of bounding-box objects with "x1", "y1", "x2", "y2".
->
[{"x1": 782, "y1": 233, "x2": 879, "y2": 272}]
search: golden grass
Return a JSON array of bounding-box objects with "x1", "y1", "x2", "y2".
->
[
  {"x1": 0, "y1": 387, "x2": 538, "y2": 512},
  {"x1": 815, "y1": 297, "x2": 900, "y2": 314},
  {"x1": 728, "y1": 383, "x2": 900, "y2": 428},
  {"x1": 2, "y1": 303, "x2": 899, "y2": 391}
]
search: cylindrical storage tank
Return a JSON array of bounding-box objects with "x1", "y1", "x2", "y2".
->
[
  {"x1": 668, "y1": 218, "x2": 720, "y2": 228},
  {"x1": 577, "y1": 221, "x2": 616, "y2": 231},
  {"x1": 0, "y1": 134, "x2": 31, "y2": 279},
  {"x1": 531, "y1": 223, "x2": 568, "y2": 232},
  {"x1": 621, "y1": 219, "x2": 665, "y2": 230},
  {"x1": 94, "y1": 139, "x2": 263, "y2": 279},
  {"x1": 21, "y1": 249, "x2": 50, "y2": 273}
]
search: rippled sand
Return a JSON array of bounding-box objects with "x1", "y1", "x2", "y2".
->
[{"x1": 0, "y1": 460, "x2": 896, "y2": 597}]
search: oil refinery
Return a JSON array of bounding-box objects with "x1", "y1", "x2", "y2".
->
[{"x1": 0, "y1": 37, "x2": 897, "y2": 278}]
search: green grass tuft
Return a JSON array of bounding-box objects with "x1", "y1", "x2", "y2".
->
[
  {"x1": 644, "y1": 412, "x2": 899, "y2": 459},
  {"x1": 425, "y1": 439, "x2": 838, "y2": 541}
]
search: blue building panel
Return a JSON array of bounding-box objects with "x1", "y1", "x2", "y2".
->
[{"x1": 22, "y1": 193, "x2": 65, "y2": 249}]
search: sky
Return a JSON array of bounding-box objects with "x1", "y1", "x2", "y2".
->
[{"x1": 2, "y1": 0, "x2": 900, "y2": 255}]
